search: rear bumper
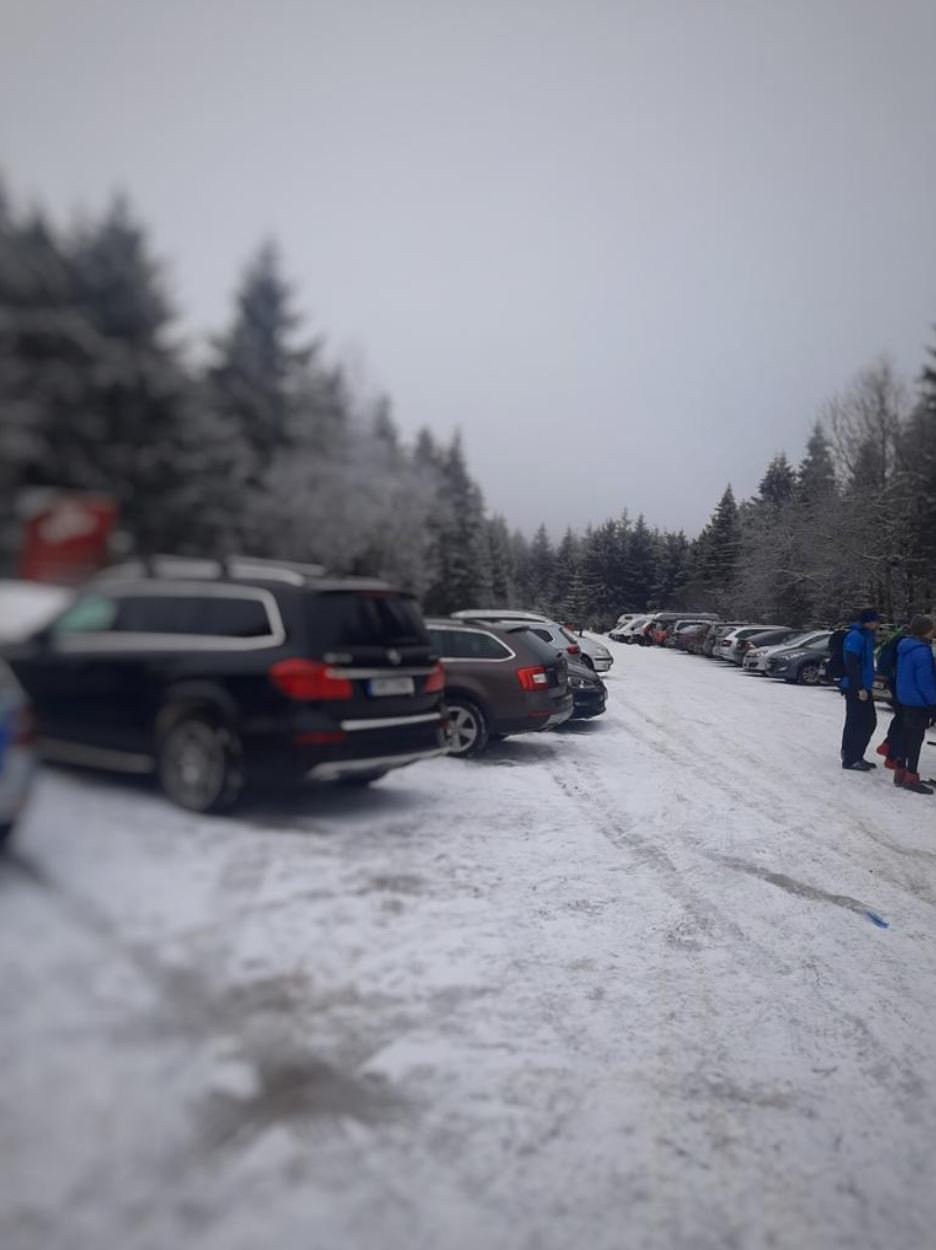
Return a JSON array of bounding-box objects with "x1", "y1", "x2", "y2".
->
[
  {"x1": 308, "y1": 745, "x2": 447, "y2": 780},
  {"x1": 570, "y1": 693, "x2": 607, "y2": 719}
]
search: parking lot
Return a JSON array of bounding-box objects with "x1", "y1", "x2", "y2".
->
[{"x1": 3, "y1": 640, "x2": 936, "y2": 1250}]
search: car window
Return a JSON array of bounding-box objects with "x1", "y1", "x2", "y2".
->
[
  {"x1": 116, "y1": 595, "x2": 272, "y2": 637},
  {"x1": 457, "y1": 631, "x2": 511, "y2": 659},
  {"x1": 427, "y1": 628, "x2": 453, "y2": 658},
  {"x1": 309, "y1": 592, "x2": 429, "y2": 647},
  {"x1": 530, "y1": 627, "x2": 555, "y2": 644},
  {"x1": 513, "y1": 628, "x2": 560, "y2": 665},
  {"x1": 429, "y1": 628, "x2": 506, "y2": 659},
  {"x1": 50, "y1": 594, "x2": 120, "y2": 635}
]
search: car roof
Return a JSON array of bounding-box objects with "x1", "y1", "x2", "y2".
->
[
  {"x1": 90, "y1": 556, "x2": 397, "y2": 596},
  {"x1": 451, "y1": 608, "x2": 550, "y2": 622}
]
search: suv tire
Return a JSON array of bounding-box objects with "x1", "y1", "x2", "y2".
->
[
  {"x1": 157, "y1": 712, "x2": 244, "y2": 814},
  {"x1": 446, "y1": 697, "x2": 489, "y2": 758}
]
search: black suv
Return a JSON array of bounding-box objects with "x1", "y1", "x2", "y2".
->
[{"x1": 3, "y1": 557, "x2": 447, "y2": 812}]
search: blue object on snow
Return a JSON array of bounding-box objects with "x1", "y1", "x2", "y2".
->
[{"x1": 865, "y1": 911, "x2": 889, "y2": 929}]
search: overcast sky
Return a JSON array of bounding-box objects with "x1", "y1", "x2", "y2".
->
[{"x1": 3, "y1": 0, "x2": 935, "y2": 537}]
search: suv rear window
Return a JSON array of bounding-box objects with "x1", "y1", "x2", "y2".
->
[{"x1": 309, "y1": 593, "x2": 429, "y2": 648}]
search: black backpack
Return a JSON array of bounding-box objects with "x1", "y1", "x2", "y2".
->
[{"x1": 826, "y1": 628, "x2": 848, "y2": 681}]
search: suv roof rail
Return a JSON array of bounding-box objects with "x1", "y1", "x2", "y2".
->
[{"x1": 94, "y1": 554, "x2": 328, "y2": 587}]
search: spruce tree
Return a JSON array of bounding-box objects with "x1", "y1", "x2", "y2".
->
[
  {"x1": 528, "y1": 523, "x2": 556, "y2": 612},
  {"x1": 209, "y1": 242, "x2": 318, "y2": 478},
  {"x1": 623, "y1": 515, "x2": 656, "y2": 609},
  {"x1": 796, "y1": 422, "x2": 837, "y2": 507},
  {"x1": 487, "y1": 515, "x2": 517, "y2": 605},
  {"x1": 758, "y1": 454, "x2": 796, "y2": 507},
  {"x1": 553, "y1": 527, "x2": 580, "y2": 611}
]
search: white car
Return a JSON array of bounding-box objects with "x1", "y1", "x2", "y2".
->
[
  {"x1": 743, "y1": 630, "x2": 832, "y2": 674},
  {"x1": 451, "y1": 610, "x2": 613, "y2": 672},
  {"x1": 0, "y1": 660, "x2": 36, "y2": 848},
  {"x1": 609, "y1": 614, "x2": 652, "y2": 643},
  {"x1": 714, "y1": 625, "x2": 776, "y2": 663},
  {"x1": 575, "y1": 633, "x2": 613, "y2": 672}
]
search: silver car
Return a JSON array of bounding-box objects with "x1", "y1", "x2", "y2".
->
[
  {"x1": 0, "y1": 660, "x2": 36, "y2": 847},
  {"x1": 451, "y1": 610, "x2": 613, "y2": 672}
]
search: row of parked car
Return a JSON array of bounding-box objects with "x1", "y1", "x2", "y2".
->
[
  {"x1": 610, "y1": 612, "x2": 836, "y2": 685},
  {"x1": 0, "y1": 560, "x2": 614, "y2": 837}
]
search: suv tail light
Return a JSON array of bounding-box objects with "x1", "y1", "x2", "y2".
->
[
  {"x1": 424, "y1": 662, "x2": 445, "y2": 694},
  {"x1": 516, "y1": 666, "x2": 549, "y2": 691},
  {"x1": 269, "y1": 660, "x2": 353, "y2": 701}
]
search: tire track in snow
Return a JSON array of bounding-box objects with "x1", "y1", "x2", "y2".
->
[
  {"x1": 548, "y1": 708, "x2": 926, "y2": 1118},
  {"x1": 604, "y1": 683, "x2": 936, "y2": 910}
]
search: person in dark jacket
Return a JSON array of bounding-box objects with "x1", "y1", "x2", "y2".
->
[
  {"x1": 893, "y1": 615, "x2": 936, "y2": 794},
  {"x1": 840, "y1": 608, "x2": 880, "y2": 771}
]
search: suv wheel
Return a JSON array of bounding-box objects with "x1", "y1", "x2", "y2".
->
[
  {"x1": 446, "y1": 698, "x2": 489, "y2": 758},
  {"x1": 157, "y1": 713, "x2": 244, "y2": 813},
  {"x1": 796, "y1": 662, "x2": 821, "y2": 686}
]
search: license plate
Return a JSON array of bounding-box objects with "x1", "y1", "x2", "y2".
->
[{"x1": 368, "y1": 676, "x2": 415, "y2": 697}]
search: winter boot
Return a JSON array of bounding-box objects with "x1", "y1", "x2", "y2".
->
[
  {"x1": 876, "y1": 740, "x2": 891, "y2": 758},
  {"x1": 884, "y1": 757, "x2": 898, "y2": 771},
  {"x1": 902, "y1": 773, "x2": 934, "y2": 795},
  {"x1": 894, "y1": 767, "x2": 908, "y2": 787}
]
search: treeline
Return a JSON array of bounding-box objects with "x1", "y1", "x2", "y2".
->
[
  {"x1": 1, "y1": 178, "x2": 934, "y2": 625},
  {"x1": 511, "y1": 352, "x2": 936, "y2": 629}
]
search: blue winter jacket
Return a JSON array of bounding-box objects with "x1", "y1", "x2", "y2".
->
[
  {"x1": 841, "y1": 624, "x2": 875, "y2": 692},
  {"x1": 896, "y1": 636, "x2": 936, "y2": 708}
]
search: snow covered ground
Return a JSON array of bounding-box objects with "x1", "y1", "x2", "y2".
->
[{"x1": 3, "y1": 640, "x2": 936, "y2": 1250}]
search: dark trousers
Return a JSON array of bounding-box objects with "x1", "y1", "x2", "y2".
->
[
  {"x1": 841, "y1": 690, "x2": 877, "y2": 766},
  {"x1": 884, "y1": 689, "x2": 905, "y2": 762},
  {"x1": 898, "y1": 707, "x2": 930, "y2": 775}
]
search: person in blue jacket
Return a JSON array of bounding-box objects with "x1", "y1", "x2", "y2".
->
[
  {"x1": 894, "y1": 614, "x2": 936, "y2": 794},
  {"x1": 840, "y1": 608, "x2": 880, "y2": 771}
]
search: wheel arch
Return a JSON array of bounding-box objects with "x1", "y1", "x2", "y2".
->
[{"x1": 154, "y1": 681, "x2": 239, "y2": 741}]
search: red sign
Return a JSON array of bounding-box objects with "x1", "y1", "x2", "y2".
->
[{"x1": 18, "y1": 495, "x2": 118, "y2": 584}]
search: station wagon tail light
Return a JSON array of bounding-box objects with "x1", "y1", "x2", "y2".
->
[
  {"x1": 516, "y1": 666, "x2": 549, "y2": 691},
  {"x1": 269, "y1": 659, "x2": 353, "y2": 701},
  {"x1": 424, "y1": 663, "x2": 445, "y2": 694}
]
